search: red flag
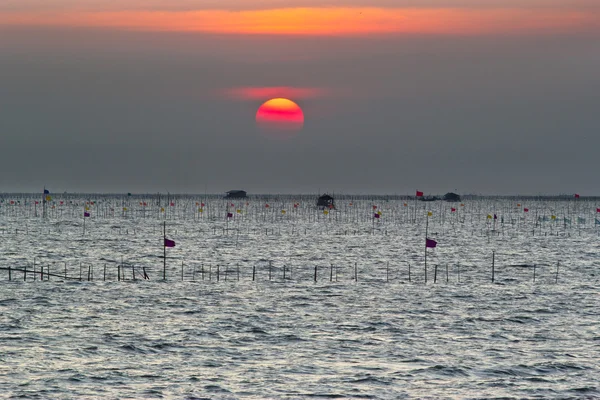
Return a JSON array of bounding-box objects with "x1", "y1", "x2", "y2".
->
[
  {"x1": 170, "y1": 202, "x2": 175, "y2": 206},
  {"x1": 426, "y1": 238, "x2": 437, "y2": 248},
  {"x1": 416, "y1": 191, "x2": 424, "y2": 197},
  {"x1": 201, "y1": 203, "x2": 205, "y2": 207},
  {"x1": 597, "y1": 208, "x2": 600, "y2": 213},
  {"x1": 373, "y1": 205, "x2": 377, "y2": 210},
  {"x1": 451, "y1": 208, "x2": 456, "y2": 212},
  {"x1": 265, "y1": 204, "x2": 270, "y2": 208},
  {"x1": 524, "y1": 208, "x2": 529, "y2": 212},
  {"x1": 35, "y1": 201, "x2": 39, "y2": 205},
  {"x1": 574, "y1": 194, "x2": 580, "y2": 199},
  {"x1": 164, "y1": 238, "x2": 176, "y2": 247}
]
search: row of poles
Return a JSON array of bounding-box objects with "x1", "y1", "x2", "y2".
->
[{"x1": 0, "y1": 257, "x2": 561, "y2": 284}]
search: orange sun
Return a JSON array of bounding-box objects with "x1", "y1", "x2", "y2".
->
[{"x1": 256, "y1": 98, "x2": 304, "y2": 137}]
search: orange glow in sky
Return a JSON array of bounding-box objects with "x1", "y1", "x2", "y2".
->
[
  {"x1": 256, "y1": 98, "x2": 304, "y2": 136},
  {"x1": 1, "y1": 7, "x2": 598, "y2": 36}
]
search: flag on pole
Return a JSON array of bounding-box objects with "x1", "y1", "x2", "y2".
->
[
  {"x1": 164, "y1": 238, "x2": 176, "y2": 247},
  {"x1": 426, "y1": 238, "x2": 437, "y2": 248},
  {"x1": 451, "y1": 208, "x2": 456, "y2": 212},
  {"x1": 595, "y1": 219, "x2": 600, "y2": 225},
  {"x1": 84, "y1": 212, "x2": 90, "y2": 217},
  {"x1": 494, "y1": 214, "x2": 498, "y2": 220},
  {"x1": 416, "y1": 190, "x2": 424, "y2": 197},
  {"x1": 524, "y1": 208, "x2": 529, "y2": 212},
  {"x1": 373, "y1": 205, "x2": 377, "y2": 210},
  {"x1": 596, "y1": 208, "x2": 600, "y2": 213},
  {"x1": 427, "y1": 211, "x2": 432, "y2": 216},
  {"x1": 373, "y1": 213, "x2": 380, "y2": 219},
  {"x1": 44, "y1": 189, "x2": 50, "y2": 194},
  {"x1": 227, "y1": 212, "x2": 233, "y2": 218},
  {"x1": 575, "y1": 194, "x2": 580, "y2": 199}
]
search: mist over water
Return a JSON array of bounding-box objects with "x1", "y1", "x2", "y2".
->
[{"x1": 1, "y1": 194, "x2": 599, "y2": 398}]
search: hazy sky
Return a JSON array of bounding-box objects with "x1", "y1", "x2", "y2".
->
[{"x1": 1, "y1": 1, "x2": 599, "y2": 194}]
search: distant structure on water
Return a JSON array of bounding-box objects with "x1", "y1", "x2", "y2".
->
[
  {"x1": 443, "y1": 192, "x2": 461, "y2": 202},
  {"x1": 317, "y1": 194, "x2": 335, "y2": 209},
  {"x1": 418, "y1": 195, "x2": 439, "y2": 202},
  {"x1": 225, "y1": 190, "x2": 247, "y2": 199}
]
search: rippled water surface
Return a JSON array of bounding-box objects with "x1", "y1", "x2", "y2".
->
[{"x1": 1, "y1": 195, "x2": 599, "y2": 398}]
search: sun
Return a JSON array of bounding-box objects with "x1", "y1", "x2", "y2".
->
[{"x1": 256, "y1": 98, "x2": 304, "y2": 137}]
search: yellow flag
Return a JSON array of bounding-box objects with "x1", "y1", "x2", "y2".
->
[
  {"x1": 237, "y1": 209, "x2": 242, "y2": 214},
  {"x1": 551, "y1": 215, "x2": 556, "y2": 220},
  {"x1": 281, "y1": 210, "x2": 286, "y2": 214},
  {"x1": 46, "y1": 195, "x2": 52, "y2": 201},
  {"x1": 85, "y1": 206, "x2": 90, "y2": 211},
  {"x1": 198, "y1": 208, "x2": 203, "y2": 213},
  {"x1": 377, "y1": 210, "x2": 382, "y2": 215},
  {"x1": 323, "y1": 210, "x2": 329, "y2": 215},
  {"x1": 161, "y1": 207, "x2": 165, "y2": 212},
  {"x1": 427, "y1": 211, "x2": 432, "y2": 216},
  {"x1": 487, "y1": 214, "x2": 492, "y2": 219},
  {"x1": 123, "y1": 207, "x2": 127, "y2": 211}
]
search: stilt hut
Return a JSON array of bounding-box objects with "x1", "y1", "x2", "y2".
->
[
  {"x1": 442, "y1": 192, "x2": 461, "y2": 202},
  {"x1": 317, "y1": 194, "x2": 335, "y2": 209},
  {"x1": 225, "y1": 190, "x2": 247, "y2": 199}
]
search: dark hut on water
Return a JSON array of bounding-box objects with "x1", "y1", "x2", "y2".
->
[
  {"x1": 442, "y1": 192, "x2": 461, "y2": 202},
  {"x1": 225, "y1": 190, "x2": 247, "y2": 199},
  {"x1": 317, "y1": 194, "x2": 335, "y2": 209}
]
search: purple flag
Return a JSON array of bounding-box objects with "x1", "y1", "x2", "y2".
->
[
  {"x1": 494, "y1": 214, "x2": 497, "y2": 220},
  {"x1": 227, "y1": 212, "x2": 233, "y2": 218},
  {"x1": 164, "y1": 238, "x2": 176, "y2": 247},
  {"x1": 373, "y1": 213, "x2": 380, "y2": 219},
  {"x1": 84, "y1": 212, "x2": 90, "y2": 217},
  {"x1": 426, "y1": 238, "x2": 437, "y2": 248}
]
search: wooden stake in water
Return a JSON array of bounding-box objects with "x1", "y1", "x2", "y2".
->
[
  {"x1": 314, "y1": 265, "x2": 318, "y2": 283},
  {"x1": 434, "y1": 264, "x2": 437, "y2": 283},
  {"x1": 252, "y1": 265, "x2": 256, "y2": 281},
  {"x1": 446, "y1": 263, "x2": 449, "y2": 283},
  {"x1": 408, "y1": 263, "x2": 411, "y2": 283},
  {"x1": 533, "y1": 264, "x2": 536, "y2": 283},
  {"x1": 354, "y1": 262, "x2": 358, "y2": 282},
  {"x1": 163, "y1": 221, "x2": 167, "y2": 280},
  {"x1": 492, "y1": 251, "x2": 495, "y2": 283},
  {"x1": 424, "y1": 212, "x2": 429, "y2": 284},
  {"x1": 555, "y1": 261, "x2": 559, "y2": 284},
  {"x1": 330, "y1": 264, "x2": 333, "y2": 282}
]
